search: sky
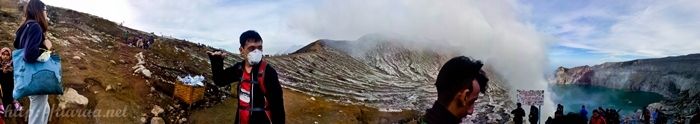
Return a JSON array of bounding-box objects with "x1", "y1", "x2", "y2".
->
[
  {"x1": 41, "y1": 0, "x2": 700, "y2": 70},
  {"x1": 523, "y1": 0, "x2": 700, "y2": 69}
]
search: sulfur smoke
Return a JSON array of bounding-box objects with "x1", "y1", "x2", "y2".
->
[{"x1": 288, "y1": 0, "x2": 555, "y2": 121}]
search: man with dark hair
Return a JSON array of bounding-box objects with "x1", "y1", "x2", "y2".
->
[
  {"x1": 690, "y1": 107, "x2": 700, "y2": 124},
  {"x1": 590, "y1": 110, "x2": 607, "y2": 124},
  {"x1": 552, "y1": 104, "x2": 565, "y2": 123},
  {"x1": 642, "y1": 108, "x2": 651, "y2": 124},
  {"x1": 421, "y1": 56, "x2": 489, "y2": 124},
  {"x1": 654, "y1": 108, "x2": 667, "y2": 124},
  {"x1": 529, "y1": 105, "x2": 539, "y2": 124},
  {"x1": 511, "y1": 103, "x2": 526, "y2": 124},
  {"x1": 208, "y1": 30, "x2": 285, "y2": 124}
]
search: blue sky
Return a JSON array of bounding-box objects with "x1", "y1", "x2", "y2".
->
[
  {"x1": 42, "y1": 0, "x2": 700, "y2": 71},
  {"x1": 521, "y1": 0, "x2": 700, "y2": 69}
]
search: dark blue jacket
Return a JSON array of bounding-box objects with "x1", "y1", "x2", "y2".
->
[{"x1": 14, "y1": 20, "x2": 47, "y2": 63}]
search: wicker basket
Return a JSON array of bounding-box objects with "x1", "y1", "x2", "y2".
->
[{"x1": 173, "y1": 80, "x2": 205, "y2": 105}]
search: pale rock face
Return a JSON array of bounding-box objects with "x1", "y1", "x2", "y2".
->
[
  {"x1": 151, "y1": 105, "x2": 164, "y2": 116},
  {"x1": 132, "y1": 52, "x2": 152, "y2": 78},
  {"x1": 554, "y1": 54, "x2": 700, "y2": 97},
  {"x1": 58, "y1": 88, "x2": 89, "y2": 110},
  {"x1": 554, "y1": 54, "x2": 700, "y2": 116},
  {"x1": 150, "y1": 117, "x2": 165, "y2": 124}
]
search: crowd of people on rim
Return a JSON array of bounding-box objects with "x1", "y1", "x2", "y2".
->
[
  {"x1": 507, "y1": 102, "x2": 700, "y2": 124},
  {"x1": 123, "y1": 30, "x2": 155, "y2": 49}
]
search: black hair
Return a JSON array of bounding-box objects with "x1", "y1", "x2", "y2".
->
[
  {"x1": 24, "y1": 0, "x2": 48, "y2": 33},
  {"x1": 435, "y1": 56, "x2": 488, "y2": 105},
  {"x1": 239, "y1": 30, "x2": 262, "y2": 47},
  {"x1": 530, "y1": 105, "x2": 539, "y2": 113}
]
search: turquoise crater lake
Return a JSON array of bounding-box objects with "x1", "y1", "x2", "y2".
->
[{"x1": 550, "y1": 84, "x2": 665, "y2": 115}]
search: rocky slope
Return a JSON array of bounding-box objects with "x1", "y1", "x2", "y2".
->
[
  {"x1": 555, "y1": 54, "x2": 700, "y2": 117},
  {"x1": 271, "y1": 35, "x2": 513, "y2": 111},
  {"x1": 268, "y1": 36, "x2": 516, "y2": 123},
  {"x1": 1, "y1": 1, "x2": 515, "y2": 123}
]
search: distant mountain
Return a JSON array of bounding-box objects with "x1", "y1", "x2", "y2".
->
[{"x1": 268, "y1": 35, "x2": 515, "y2": 122}]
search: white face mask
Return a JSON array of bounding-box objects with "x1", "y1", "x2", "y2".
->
[{"x1": 246, "y1": 49, "x2": 263, "y2": 65}]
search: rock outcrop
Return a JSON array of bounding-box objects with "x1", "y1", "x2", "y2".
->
[
  {"x1": 555, "y1": 54, "x2": 700, "y2": 97},
  {"x1": 132, "y1": 52, "x2": 152, "y2": 78},
  {"x1": 57, "y1": 88, "x2": 89, "y2": 110},
  {"x1": 555, "y1": 54, "x2": 700, "y2": 116}
]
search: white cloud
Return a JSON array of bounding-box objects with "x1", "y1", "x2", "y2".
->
[
  {"x1": 541, "y1": 0, "x2": 700, "y2": 58},
  {"x1": 596, "y1": 0, "x2": 700, "y2": 57},
  {"x1": 46, "y1": 0, "x2": 316, "y2": 54},
  {"x1": 124, "y1": 0, "x2": 317, "y2": 54}
]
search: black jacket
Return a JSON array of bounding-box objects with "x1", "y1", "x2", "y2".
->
[
  {"x1": 0, "y1": 65, "x2": 13, "y2": 105},
  {"x1": 209, "y1": 55, "x2": 285, "y2": 124},
  {"x1": 512, "y1": 107, "x2": 526, "y2": 124},
  {"x1": 421, "y1": 102, "x2": 462, "y2": 124},
  {"x1": 14, "y1": 20, "x2": 47, "y2": 63}
]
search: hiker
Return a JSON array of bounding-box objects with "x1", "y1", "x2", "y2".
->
[
  {"x1": 510, "y1": 103, "x2": 526, "y2": 124},
  {"x1": 135, "y1": 35, "x2": 143, "y2": 48},
  {"x1": 589, "y1": 110, "x2": 606, "y2": 124},
  {"x1": 553, "y1": 104, "x2": 565, "y2": 123},
  {"x1": 421, "y1": 56, "x2": 489, "y2": 124},
  {"x1": 208, "y1": 30, "x2": 285, "y2": 124},
  {"x1": 0, "y1": 48, "x2": 10, "y2": 115},
  {"x1": 606, "y1": 108, "x2": 621, "y2": 124},
  {"x1": 545, "y1": 117, "x2": 553, "y2": 124},
  {"x1": 580, "y1": 105, "x2": 588, "y2": 122},
  {"x1": 123, "y1": 30, "x2": 129, "y2": 44},
  {"x1": 13, "y1": 0, "x2": 54, "y2": 123},
  {"x1": 529, "y1": 105, "x2": 539, "y2": 124},
  {"x1": 642, "y1": 108, "x2": 651, "y2": 124},
  {"x1": 654, "y1": 108, "x2": 667, "y2": 124},
  {"x1": 145, "y1": 32, "x2": 155, "y2": 49},
  {"x1": 0, "y1": 48, "x2": 22, "y2": 113},
  {"x1": 690, "y1": 107, "x2": 700, "y2": 124}
]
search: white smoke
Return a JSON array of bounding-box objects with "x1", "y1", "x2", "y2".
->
[{"x1": 289, "y1": 0, "x2": 554, "y2": 122}]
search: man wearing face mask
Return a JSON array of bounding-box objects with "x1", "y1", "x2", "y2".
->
[
  {"x1": 421, "y1": 56, "x2": 489, "y2": 124},
  {"x1": 208, "y1": 30, "x2": 285, "y2": 124}
]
